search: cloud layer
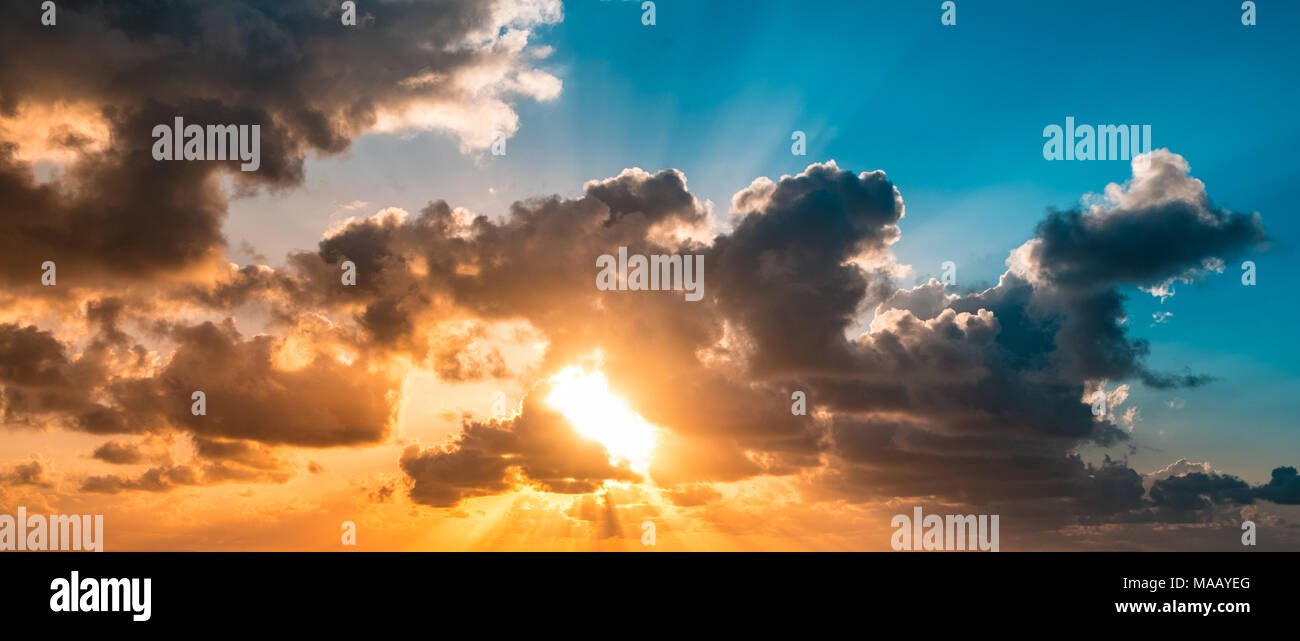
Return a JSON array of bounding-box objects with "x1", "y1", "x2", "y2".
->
[{"x1": 0, "y1": 2, "x2": 1289, "y2": 550}]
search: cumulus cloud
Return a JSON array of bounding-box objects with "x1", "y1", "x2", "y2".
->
[
  {"x1": 1254, "y1": 467, "x2": 1300, "y2": 505},
  {"x1": 1013, "y1": 150, "x2": 1267, "y2": 294},
  {"x1": 255, "y1": 152, "x2": 1277, "y2": 528},
  {"x1": 0, "y1": 0, "x2": 562, "y2": 286}
]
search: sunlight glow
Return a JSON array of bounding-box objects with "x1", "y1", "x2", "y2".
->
[{"x1": 546, "y1": 367, "x2": 658, "y2": 474}]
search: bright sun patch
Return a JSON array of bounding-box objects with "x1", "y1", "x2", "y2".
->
[{"x1": 546, "y1": 367, "x2": 658, "y2": 474}]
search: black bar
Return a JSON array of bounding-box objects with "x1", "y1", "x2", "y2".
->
[{"x1": 0, "y1": 552, "x2": 1287, "y2": 629}]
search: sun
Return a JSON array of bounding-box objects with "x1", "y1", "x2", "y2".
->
[{"x1": 546, "y1": 367, "x2": 658, "y2": 474}]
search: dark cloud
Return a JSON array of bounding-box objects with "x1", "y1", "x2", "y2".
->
[
  {"x1": 85, "y1": 298, "x2": 130, "y2": 346},
  {"x1": 124, "y1": 320, "x2": 399, "y2": 447},
  {"x1": 92, "y1": 440, "x2": 149, "y2": 465},
  {"x1": 91, "y1": 434, "x2": 176, "y2": 467},
  {"x1": 1150, "y1": 471, "x2": 1255, "y2": 511},
  {"x1": 791, "y1": 153, "x2": 1268, "y2": 518},
  {"x1": 1126, "y1": 462, "x2": 1300, "y2": 527},
  {"x1": 0, "y1": 105, "x2": 239, "y2": 287},
  {"x1": 0, "y1": 458, "x2": 54, "y2": 488},
  {"x1": 1, "y1": 312, "x2": 398, "y2": 450},
  {"x1": 0, "y1": 0, "x2": 559, "y2": 285},
  {"x1": 1023, "y1": 153, "x2": 1267, "y2": 292},
  {"x1": 0, "y1": 322, "x2": 114, "y2": 430},
  {"x1": 194, "y1": 437, "x2": 287, "y2": 470},
  {"x1": 0, "y1": 323, "x2": 69, "y2": 387},
  {"x1": 401, "y1": 378, "x2": 640, "y2": 507},
  {"x1": 710, "y1": 162, "x2": 904, "y2": 375},
  {"x1": 1254, "y1": 466, "x2": 1300, "y2": 505}
]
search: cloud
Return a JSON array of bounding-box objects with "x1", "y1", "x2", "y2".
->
[
  {"x1": 1143, "y1": 458, "x2": 1212, "y2": 489},
  {"x1": 80, "y1": 460, "x2": 293, "y2": 494},
  {"x1": 985, "y1": 152, "x2": 1260, "y2": 388},
  {"x1": 92, "y1": 441, "x2": 151, "y2": 466},
  {"x1": 1254, "y1": 466, "x2": 1300, "y2": 505},
  {"x1": 1012, "y1": 150, "x2": 1266, "y2": 295},
  {"x1": 1, "y1": 101, "x2": 1285, "y2": 544},
  {"x1": 82, "y1": 434, "x2": 297, "y2": 494},
  {"x1": 0, "y1": 0, "x2": 562, "y2": 286},
  {"x1": 2, "y1": 311, "x2": 399, "y2": 456},
  {"x1": 427, "y1": 322, "x2": 511, "y2": 382},
  {"x1": 127, "y1": 320, "x2": 400, "y2": 447},
  {"x1": 91, "y1": 433, "x2": 175, "y2": 466},
  {"x1": 367, "y1": 481, "x2": 396, "y2": 504},
  {"x1": 0, "y1": 457, "x2": 54, "y2": 488},
  {"x1": 401, "y1": 377, "x2": 640, "y2": 507},
  {"x1": 0, "y1": 322, "x2": 108, "y2": 429},
  {"x1": 711, "y1": 161, "x2": 905, "y2": 374},
  {"x1": 1150, "y1": 471, "x2": 1254, "y2": 511},
  {"x1": 665, "y1": 484, "x2": 723, "y2": 507},
  {"x1": 300, "y1": 152, "x2": 1272, "y2": 526},
  {"x1": 1123, "y1": 461, "x2": 1300, "y2": 527}
]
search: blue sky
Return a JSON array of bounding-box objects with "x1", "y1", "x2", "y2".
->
[{"x1": 228, "y1": 0, "x2": 1298, "y2": 481}]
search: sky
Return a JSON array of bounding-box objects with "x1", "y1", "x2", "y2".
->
[{"x1": 1, "y1": 0, "x2": 1297, "y2": 551}]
